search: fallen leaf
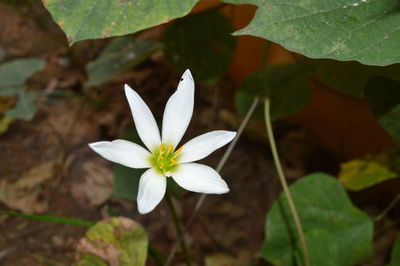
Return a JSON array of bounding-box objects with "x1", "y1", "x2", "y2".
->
[
  {"x1": 70, "y1": 160, "x2": 114, "y2": 207},
  {"x1": 75, "y1": 217, "x2": 148, "y2": 266},
  {"x1": 0, "y1": 116, "x2": 13, "y2": 134},
  {"x1": 0, "y1": 160, "x2": 56, "y2": 213}
]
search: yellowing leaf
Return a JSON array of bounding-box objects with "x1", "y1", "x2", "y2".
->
[
  {"x1": 205, "y1": 253, "x2": 236, "y2": 266},
  {"x1": 0, "y1": 116, "x2": 13, "y2": 134},
  {"x1": 75, "y1": 217, "x2": 148, "y2": 266},
  {"x1": 0, "y1": 161, "x2": 56, "y2": 213},
  {"x1": 339, "y1": 148, "x2": 400, "y2": 191},
  {"x1": 340, "y1": 160, "x2": 397, "y2": 191}
]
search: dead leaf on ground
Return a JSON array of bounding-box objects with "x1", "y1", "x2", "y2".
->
[
  {"x1": 70, "y1": 159, "x2": 114, "y2": 207},
  {"x1": 75, "y1": 217, "x2": 148, "y2": 266},
  {"x1": 0, "y1": 160, "x2": 56, "y2": 213}
]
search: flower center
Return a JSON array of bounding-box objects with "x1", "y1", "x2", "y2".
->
[{"x1": 150, "y1": 144, "x2": 183, "y2": 177}]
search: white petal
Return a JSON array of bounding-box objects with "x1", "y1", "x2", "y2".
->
[
  {"x1": 172, "y1": 163, "x2": 229, "y2": 194},
  {"x1": 162, "y1": 69, "x2": 194, "y2": 148},
  {"x1": 125, "y1": 84, "x2": 161, "y2": 151},
  {"x1": 179, "y1": 130, "x2": 236, "y2": 163},
  {"x1": 137, "y1": 168, "x2": 166, "y2": 214},
  {"x1": 89, "y1": 140, "x2": 151, "y2": 168}
]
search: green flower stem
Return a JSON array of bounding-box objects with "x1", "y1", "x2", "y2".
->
[
  {"x1": 264, "y1": 98, "x2": 310, "y2": 266},
  {"x1": 164, "y1": 97, "x2": 260, "y2": 266},
  {"x1": 165, "y1": 191, "x2": 192, "y2": 266}
]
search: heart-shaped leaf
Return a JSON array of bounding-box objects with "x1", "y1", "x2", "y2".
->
[{"x1": 260, "y1": 173, "x2": 373, "y2": 265}]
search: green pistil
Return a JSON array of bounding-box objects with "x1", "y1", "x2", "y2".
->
[{"x1": 149, "y1": 144, "x2": 183, "y2": 176}]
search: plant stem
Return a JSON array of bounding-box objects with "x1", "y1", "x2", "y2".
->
[
  {"x1": 264, "y1": 98, "x2": 310, "y2": 266},
  {"x1": 165, "y1": 191, "x2": 192, "y2": 266},
  {"x1": 187, "y1": 97, "x2": 260, "y2": 227},
  {"x1": 164, "y1": 97, "x2": 260, "y2": 265},
  {"x1": 375, "y1": 193, "x2": 400, "y2": 221}
]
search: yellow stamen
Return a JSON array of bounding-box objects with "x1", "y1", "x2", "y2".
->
[
  {"x1": 170, "y1": 159, "x2": 177, "y2": 165},
  {"x1": 175, "y1": 146, "x2": 184, "y2": 154},
  {"x1": 159, "y1": 161, "x2": 165, "y2": 167},
  {"x1": 159, "y1": 144, "x2": 165, "y2": 152},
  {"x1": 167, "y1": 145, "x2": 173, "y2": 153}
]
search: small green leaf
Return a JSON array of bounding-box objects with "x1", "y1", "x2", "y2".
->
[
  {"x1": 6, "y1": 90, "x2": 38, "y2": 120},
  {"x1": 387, "y1": 236, "x2": 400, "y2": 266},
  {"x1": 339, "y1": 148, "x2": 400, "y2": 191},
  {"x1": 43, "y1": 0, "x2": 199, "y2": 44},
  {"x1": 0, "y1": 58, "x2": 45, "y2": 89},
  {"x1": 163, "y1": 9, "x2": 236, "y2": 84},
  {"x1": 236, "y1": 0, "x2": 400, "y2": 65},
  {"x1": 85, "y1": 37, "x2": 162, "y2": 87},
  {"x1": 364, "y1": 77, "x2": 400, "y2": 144},
  {"x1": 75, "y1": 217, "x2": 148, "y2": 266},
  {"x1": 259, "y1": 173, "x2": 373, "y2": 266},
  {"x1": 235, "y1": 64, "x2": 311, "y2": 120},
  {"x1": 0, "y1": 58, "x2": 45, "y2": 120}
]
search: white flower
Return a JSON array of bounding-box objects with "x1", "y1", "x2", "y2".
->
[{"x1": 89, "y1": 70, "x2": 235, "y2": 214}]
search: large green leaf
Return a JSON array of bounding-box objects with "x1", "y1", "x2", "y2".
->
[
  {"x1": 75, "y1": 217, "x2": 148, "y2": 266},
  {"x1": 364, "y1": 77, "x2": 400, "y2": 144},
  {"x1": 163, "y1": 9, "x2": 236, "y2": 83},
  {"x1": 302, "y1": 230, "x2": 341, "y2": 266},
  {"x1": 339, "y1": 147, "x2": 400, "y2": 191},
  {"x1": 235, "y1": 64, "x2": 311, "y2": 120},
  {"x1": 236, "y1": 0, "x2": 400, "y2": 65},
  {"x1": 0, "y1": 58, "x2": 45, "y2": 96},
  {"x1": 85, "y1": 36, "x2": 161, "y2": 87},
  {"x1": 259, "y1": 173, "x2": 373, "y2": 265},
  {"x1": 44, "y1": 0, "x2": 199, "y2": 44}
]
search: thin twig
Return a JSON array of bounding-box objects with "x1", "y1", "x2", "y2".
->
[
  {"x1": 0, "y1": 247, "x2": 17, "y2": 261},
  {"x1": 264, "y1": 99, "x2": 310, "y2": 266},
  {"x1": 165, "y1": 191, "x2": 192, "y2": 266},
  {"x1": 164, "y1": 97, "x2": 260, "y2": 265},
  {"x1": 375, "y1": 193, "x2": 400, "y2": 221}
]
